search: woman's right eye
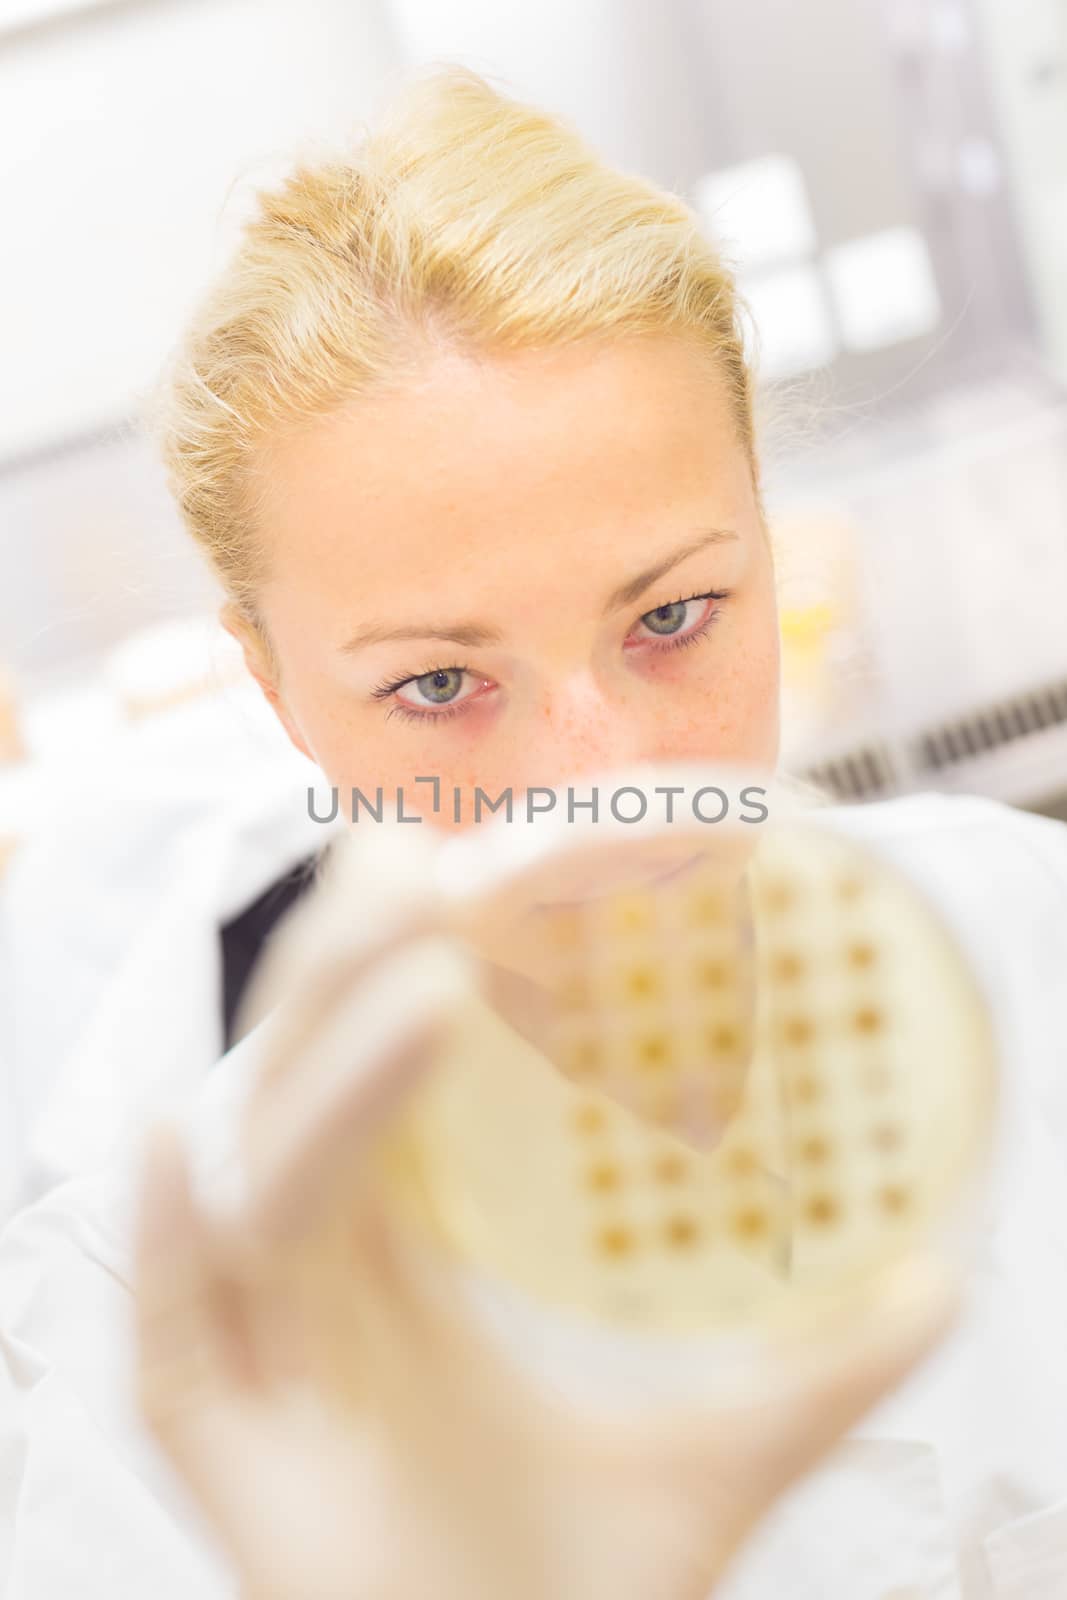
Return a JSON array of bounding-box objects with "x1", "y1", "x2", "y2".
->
[
  {"x1": 386, "y1": 667, "x2": 498, "y2": 723},
  {"x1": 396, "y1": 667, "x2": 468, "y2": 709}
]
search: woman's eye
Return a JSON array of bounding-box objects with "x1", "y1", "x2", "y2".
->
[
  {"x1": 641, "y1": 599, "x2": 691, "y2": 636},
  {"x1": 395, "y1": 667, "x2": 468, "y2": 709},
  {"x1": 631, "y1": 595, "x2": 715, "y2": 645}
]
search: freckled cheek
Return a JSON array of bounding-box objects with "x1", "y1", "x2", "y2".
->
[
  {"x1": 287, "y1": 683, "x2": 390, "y2": 793},
  {"x1": 732, "y1": 642, "x2": 781, "y2": 766},
  {"x1": 651, "y1": 632, "x2": 780, "y2": 767}
]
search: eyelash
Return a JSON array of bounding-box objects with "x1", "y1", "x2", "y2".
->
[{"x1": 371, "y1": 587, "x2": 733, "y2": 725}]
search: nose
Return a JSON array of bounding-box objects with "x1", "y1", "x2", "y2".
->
[{"x1": 518, "y1": 669, "x2": 650, "y2": 794}]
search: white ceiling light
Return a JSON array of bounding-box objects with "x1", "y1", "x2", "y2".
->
[
  {"x1": 739, "y1": 264, "x2": 838, "y2": 383},
  {"x1": 824, "y1": 226, "x2": 943, "y2": 352},
  {"x1": 693, "y1": 154, "x2": 819, "y2": 274}
]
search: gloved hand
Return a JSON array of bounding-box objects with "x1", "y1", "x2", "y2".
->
[{"x1": 133, "y1": 827, "x2": 959, "y2": 1600}]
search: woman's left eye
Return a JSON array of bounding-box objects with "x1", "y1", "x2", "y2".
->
[
  {"x1": 626, "y1": 591, "x2": 727, "y2": 651},
  {"x1": 395, "y1": 667, "x2": 473, "y2": 710}
]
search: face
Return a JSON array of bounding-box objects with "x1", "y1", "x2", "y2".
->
[{"x1": 234, "y1": 335, "x2": 781, "y2": 832}]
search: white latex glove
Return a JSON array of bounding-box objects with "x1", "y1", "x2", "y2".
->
[{"x1": 134, "y1": 827, "x2": 959, "y2": 1600}]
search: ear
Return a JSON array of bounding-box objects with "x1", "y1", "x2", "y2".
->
[{"x1": 220, "y1": 603, "x2": 315, "y2": 764}]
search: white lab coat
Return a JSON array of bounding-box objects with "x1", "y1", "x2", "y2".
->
[
  {"x1": 2, "y1": 779, "x2": 1067, "y2": 1600},
  {"x1": 0, "y1": 676, "x2": 324, "y2": 1207}
]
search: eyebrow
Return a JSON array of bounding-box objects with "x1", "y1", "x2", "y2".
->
[{"x1": 337, "y1": 526, "x2": 738, "y2": 655}]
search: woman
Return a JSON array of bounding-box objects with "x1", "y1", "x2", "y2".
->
[{"x1": 3, "y1": 65, "x2": 1067, "y2": 1600}]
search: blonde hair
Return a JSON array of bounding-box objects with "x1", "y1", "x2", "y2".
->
[{"x1": 148, "y1": 65, "x2": 761, "y2": 646}]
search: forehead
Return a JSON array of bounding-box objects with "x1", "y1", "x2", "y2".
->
[{"x1": 253, "y1": 336, "x2": 751, "y2": 603}]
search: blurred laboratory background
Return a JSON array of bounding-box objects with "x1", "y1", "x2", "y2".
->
[{"x1": 2, "y1": 0, "x2": 1067, "y2": 818}]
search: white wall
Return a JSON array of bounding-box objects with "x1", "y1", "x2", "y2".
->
[
  {"x1": 0, "y1": 0, "x2": 405, "y2": 682},
  {"x1": 971, "y1": 0, "x2": 1067, "y2": 383},
  {"x1": 387, "y1": 0, "x2": 719, "y2": 191},
  {"x1": 1, "y1": 0, "x2": 116, "y2": 31},
  {"x1": 0, "y1": 0, "x2": 403, "y2": 463}
]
